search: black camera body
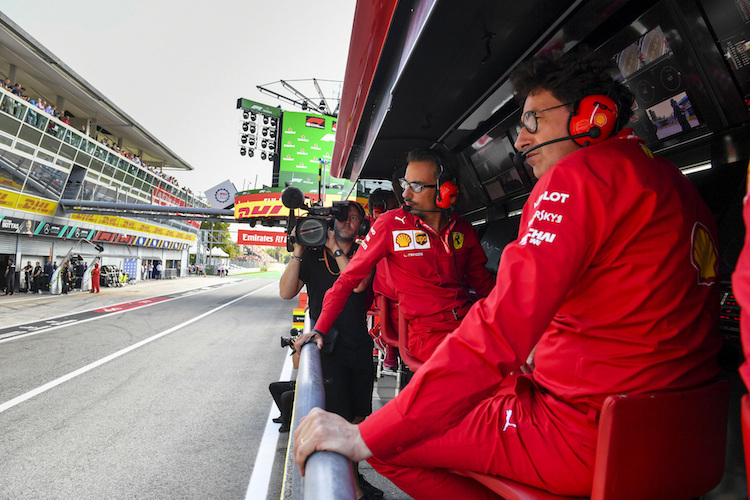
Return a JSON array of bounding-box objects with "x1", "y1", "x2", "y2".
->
[
  {"x1": 282, "y1": 186, "x2": 354, "y2": 249},
  {"x1": 281, "y1": 327, "x2": 300, "y2": 350},
  {"x1": 290, "y1": 202, "x2": 352, "y2": 248}
]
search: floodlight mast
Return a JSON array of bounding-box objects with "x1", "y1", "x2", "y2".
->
[{"x1": 255, "y1": 79, "x2": 341, "y2": 117}]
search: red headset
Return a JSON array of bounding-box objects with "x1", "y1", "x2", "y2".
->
[
  {"x1": 435, "y1": 164, "x2": 459, "y2": 209},
  {"x1": 568, "y1": 94, "x2": 619, "y2": 147}
]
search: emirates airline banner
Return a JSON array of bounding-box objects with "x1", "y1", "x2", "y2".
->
[{"x1": 237, "y1": 230, "x2": 287, "y2": 247}]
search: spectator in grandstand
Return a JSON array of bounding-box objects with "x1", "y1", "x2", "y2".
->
[
  {"x1": 279, "y1": 201, "x2": 383, "y2": 500},
  {"x1": 293, "y1": 48, "x2": 721, "y2": 498},
  {"x1": 2, "y1": 78, "x2": 10, "y2": 89},
  {"x1": 295, "y1": 149, "x2": 494, "y2": 366}
]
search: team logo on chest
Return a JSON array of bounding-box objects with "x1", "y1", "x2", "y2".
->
[
  {"x1": 452, "y1": 232, "x2": 465, "y2": 249},
  {"x1": 393, "y1": 230, "x2": 431, "y2": 251}
]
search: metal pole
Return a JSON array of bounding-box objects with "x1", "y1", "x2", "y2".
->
[{"x1": 292, "y1": 313, "x2": 357, "y2": 499}]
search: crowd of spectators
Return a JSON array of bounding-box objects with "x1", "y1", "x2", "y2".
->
[{"x1": 0, "y1": 77, "x2": 192, "y2": 195}]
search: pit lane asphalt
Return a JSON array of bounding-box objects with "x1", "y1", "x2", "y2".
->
[{"x1": 0, "y1": 275, "x2": 293, "y2": 500}]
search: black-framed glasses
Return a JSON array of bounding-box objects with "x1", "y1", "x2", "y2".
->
[
  {"x1": 517, "y1": 102, "x2": 574, "y2": 134},
  {"x1": 399, "y1": 178, "x2": 437, "y2": 193}
]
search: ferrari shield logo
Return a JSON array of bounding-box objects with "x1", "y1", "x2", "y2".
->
[{"x1": 452, "y1": 232, "x2": 465, "y2": 250}]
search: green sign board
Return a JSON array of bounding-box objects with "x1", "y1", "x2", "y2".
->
[
  {"x1": 275, "y1": 110, "x2": 353, "y2": 200},
  {"x1": 236, "y1": 98, "x2": 282, "y2": 118}
]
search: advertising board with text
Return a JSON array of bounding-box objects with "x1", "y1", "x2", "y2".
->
[
  {"x1": 237, "y1": 230, "x2": 287, "y2": 247},
  {"x1": 276, "y1": 111, "x2": 353, "y2": 199}
]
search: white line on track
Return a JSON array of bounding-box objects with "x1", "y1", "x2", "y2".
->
[
  {"x1": 0, "y1": 281, "x2": 277, "y2": 415},
  {"x1": 0, "y1": 279, "x2": 250, "y2": 344},
  {"x1": 245, "y1": 350, "x2": 294, "y2": 499}
]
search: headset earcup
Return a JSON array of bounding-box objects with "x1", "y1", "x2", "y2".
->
[
  {"x1": 568, "y1": 95, "x2": 618, "y2": 146},
  {"x1": 359, "y1": 218, "x2": 371, "y2": 237},
  {"x1": 436, "y1": 181, "x2": 459, "y2": 209}
]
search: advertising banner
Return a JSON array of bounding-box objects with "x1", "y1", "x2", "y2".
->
[
  {"x1": 234, "y1": 188, "x2": 321, "y2": 220},
  {"x1": 238, "y1": 230, "x2": 287, "y2": 247},
  {"x1": 0, "y1": 187, "x2": 58, "y2": 216},
  {"x1": 276, "y1": 111, "x2": 353, "y2": 197},
  {"x1": 70, "y1": 213, "x2": 196, "y2": 241}
]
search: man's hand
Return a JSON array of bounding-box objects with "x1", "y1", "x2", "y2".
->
[
  {"x1": 294, "y1": 408, "x2": 373, "y2": 476},
  {"x1": 296, "y1": 329, "x2": 324, "y2": 350},
  {"x1": 325, "y1": 228, "x2": 341, "y2": 255},
  {"x1": 519, "y1": 345, "x2": 537, "y2": 375}
]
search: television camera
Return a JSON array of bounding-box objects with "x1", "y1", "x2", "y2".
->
[{"x1": 281, "y1": 186, "x2": 353, "y2": 249}]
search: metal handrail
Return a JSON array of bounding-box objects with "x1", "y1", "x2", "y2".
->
[{"x1": 292, "y1": 312, "x2": 357, "y2": 499}]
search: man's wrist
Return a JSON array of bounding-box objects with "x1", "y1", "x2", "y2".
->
[{"x1": 333, "y1": 248, "x2": 344, "y2": 258}]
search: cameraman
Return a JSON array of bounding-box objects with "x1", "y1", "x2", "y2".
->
[{"x1": 279, "y1": 201, "x2": 381, "y2": 500}]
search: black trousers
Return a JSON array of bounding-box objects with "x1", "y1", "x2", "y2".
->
[{"x1": 269, "y1": 381, "x2": 295, "y2": 426}]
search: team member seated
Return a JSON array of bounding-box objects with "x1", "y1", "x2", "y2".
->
[{"x1": 293, "y1": 47, "x2": 721, "y2": 498}]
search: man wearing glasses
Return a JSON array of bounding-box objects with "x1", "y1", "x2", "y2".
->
[
  {"x1": 294, "y1": 48, "x2": 719, "y2": 498},
  {"x1": 295, "y1": 148, "x2": 494, "y2": 367}
]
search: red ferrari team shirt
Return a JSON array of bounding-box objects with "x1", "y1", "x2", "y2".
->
[
  {"x1": 360, "y1": 130, "x2": 721, "y2": 458},
  {"x1": 734, "y1": 165, "x2": 750, "y2": 390},
  {"x1": 314, "y1": 209, "x2": 494, "y2": 335}
]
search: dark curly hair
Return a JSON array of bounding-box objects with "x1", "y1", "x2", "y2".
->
[{"x1": 510, "y1": 46, "x2": 635, "y2": 132}]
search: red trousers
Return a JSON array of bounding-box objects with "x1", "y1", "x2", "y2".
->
[
  {"x1": 388, "y1": 300, "x2": 462, "y2": 363},
  {"x1": 367, "y1": 375, "x2": 597, "y2": 498},
  {"x1": 91, "y1": 278, "x2": 99, "y2": 293}
]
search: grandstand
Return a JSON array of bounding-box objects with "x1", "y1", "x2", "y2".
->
[{"x1": 0, "y1": 12, "x2": 206, "y2": 281}]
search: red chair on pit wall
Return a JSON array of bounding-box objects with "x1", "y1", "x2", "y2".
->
[{"x1": 456, "y1": 380, "x2": 730, "y2": 500}]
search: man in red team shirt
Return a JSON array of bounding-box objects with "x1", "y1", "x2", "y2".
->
[
  {"x1": 296, "y1": 149, "x2": 495, "y2": 365},
  {"x1": 293, "y1": 48, "x2": 721, "y2": 498}
]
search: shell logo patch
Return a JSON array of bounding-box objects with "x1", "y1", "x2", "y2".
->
[
  {"x1": 393, "y1": 230, "x2": 431, "y2": 251},
  {"x1": 452, "y1": 232, "x2": 465, "y2": 250},
  {"x1": 395, "y1": 233, "x2": 412, "y2": 248},
  {"x1": 691, "y1": 222, "x2": 718, "y2": 286},
  {"x1": 594, "y1": 113, "x2": 608, "y2": 127}
]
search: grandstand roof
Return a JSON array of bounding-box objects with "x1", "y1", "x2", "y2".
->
[{"x1": 0, "y1": 12, "x2": 195, "y2": 172}]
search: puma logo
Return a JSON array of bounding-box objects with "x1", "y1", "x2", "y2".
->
[
  {"x1": 394, "y1": 216, "x2": 406, "y2": 224},
  {"x1": 503, "y1": 409, "x2": 517, "y2": 431}
]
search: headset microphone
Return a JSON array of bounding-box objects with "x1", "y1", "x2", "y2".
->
[
  {"x1": 402, "y1": 205, "x2": 444, "y2": 213},
  {"x1": 512, "y1": 129, "x2": 601, "y2": 167}
]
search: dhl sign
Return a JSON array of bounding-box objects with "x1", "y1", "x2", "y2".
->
[
  {"x1": 234, "y1": 190, "x2": 322, "y2": 220},
  {"x1": 0, "y1": 189, "x2": 18, "y2": 209},
  {"x1": 0, "y1": 188, "x2": 57, "y2": 215},
  {"x1": 70, "y1": 213, "x2": 196, "y2": 241}
]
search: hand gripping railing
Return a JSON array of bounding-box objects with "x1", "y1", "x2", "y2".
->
[{"x1": 291, "y1": 312, "x2": 357, "y2": 499}]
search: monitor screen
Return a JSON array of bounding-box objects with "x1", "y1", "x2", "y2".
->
[
  {"x1": 465, "y1": 132, "x2": 530, "y2": 202},
  {"x1": 641, "y1": 91, "x2": 701, "y2": 141},
  {"x1": 699, "y1": 0, "x2": 750, "y2": 109},
  {"x1": 601, "y1": 14, "x2": 708, "y2": 148}
]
